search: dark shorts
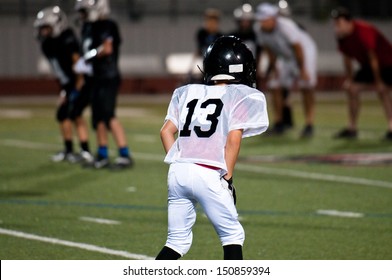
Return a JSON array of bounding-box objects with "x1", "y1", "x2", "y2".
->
[
  {"x1": 91, "y1": 76, "x2": 121, "y2": 129},
  {"x1": 354, "y1": 66, "x2": 392, "y2": 85},
  {"x1": 56, "y1": 85, "x2": 90, "y2": 122}
]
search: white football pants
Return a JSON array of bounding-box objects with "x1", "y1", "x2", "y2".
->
[{"x1": 164, "y1": 162, "x2": 244, "y2": 256}]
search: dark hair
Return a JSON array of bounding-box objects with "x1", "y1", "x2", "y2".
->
[{"x1": 331, "y1": 7, "x2": 352, "y2": 20}]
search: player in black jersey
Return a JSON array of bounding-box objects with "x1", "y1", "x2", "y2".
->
[
  {"x1": 34, "y1": 6, "x2": 93, "y2": 163},
  {"x1": 188, "y1": 8, "x2": 223, "y2": 83},
  {"x1": 74, "y1": 0, "x2": 133, "y2": 169},
  {"x1": 229, "y1": 4, "x2": 258, "y2": 57}
]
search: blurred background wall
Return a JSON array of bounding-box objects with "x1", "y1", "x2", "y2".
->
[{"x1": 0, "y1": 0, "x2": 391, "y2": 92}]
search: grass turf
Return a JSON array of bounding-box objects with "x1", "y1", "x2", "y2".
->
[{"x1": 0, "y1": 92, "x2": 391, "y2": 260}]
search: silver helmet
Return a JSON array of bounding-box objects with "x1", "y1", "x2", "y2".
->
[
  {"x1": 233, "y1": 3, "x2": 254, "y2": 20},
  {"x1": 34, "y1": 6, "x2": 68, "y2": 38},
  {"x1": 278, "y1": 0, "x2": 291, "y2": 17},
  {"x1": 75, "y1": 0, "x2": 110, "y2": 22}
]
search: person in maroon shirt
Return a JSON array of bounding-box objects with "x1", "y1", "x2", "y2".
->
[{"x1": 331, "y1": 7, "x2": 392, "y2": 140}]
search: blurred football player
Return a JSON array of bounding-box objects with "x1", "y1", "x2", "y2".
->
[
  {"x1": 74, "y1": 0, "x2": 134, "y2": 168},
  {"x1": 229, "y1": 3, "x2": 257, "y2": 56},
  {"x1": 189, "y1": 8, "x2": 223, "y2": 83},
  {"x1": 34, "y1": 6, "x2": 93, "y2": 163},
  {"x1": 255, "y1": 3, "x2": 317, "y2": 137},
  {"x1": 331, "y1": 7, "x2": 392, "y2": 140},
  {"x1": 156, "y1": 36, "x2": 269, "y2": 260}
]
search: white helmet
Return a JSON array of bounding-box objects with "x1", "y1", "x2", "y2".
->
[
  {"x1": 278, "y1": 0, "x2": 291, "y2": 17},
  {"x1": 75, "y1": 0, "x2": 110, "y2": 22},
  {"x1": 233, "y1": 3, "x2": 254, "y2": 20},
  {"x1": 34, "y1": 6, "x2": 68, "y2": 38}
]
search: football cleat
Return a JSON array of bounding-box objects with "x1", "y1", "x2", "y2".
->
[
  {"x1": 300, "y1": 125, "x2": 314, "y2": 138},
  {"x1": 112, "y1": 156, "x2": 134, "y2": 169},
  {"x1": 80, "y1": 151, "x2": 94, "y2": 163},
  {"x1": 51, "y1": 151, "x2": 79, "y2": 163},
  {"x1": 334, "y1": 128, "x2": 357, "y2": 139}
]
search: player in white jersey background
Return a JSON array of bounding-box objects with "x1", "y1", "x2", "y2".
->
[
  {"x1": 156, "y1": 36, "x2": 269, "y2": 260},
  {"x1": 255, "y1": 3, "x2": 317, "y2": 138}
]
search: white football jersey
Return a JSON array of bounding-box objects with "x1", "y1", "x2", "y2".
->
[
  {"x1": 255, "y1": 17, "x2": 317, "y2": 62},
  {"x1": 164, "y1": 83, "x2": 269, "y2": 172}
]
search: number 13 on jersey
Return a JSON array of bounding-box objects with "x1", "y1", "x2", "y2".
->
[{"x1": 179, "y1": 98, "x2": 224, "y2": 138}]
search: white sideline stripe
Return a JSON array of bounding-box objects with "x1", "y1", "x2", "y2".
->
[
  {"x1": 236, "y1": 163, "x2": 392, "y2": 189},
  {"x1": 0, "y1": 139, "x2": 59, "y2": 150},
  {"x1": 316, "y1": 209, "x2": 364, "y2": 218},
  {"x1": 79, "y1": 216, "x2": 121, "y2": 225},
  {"x1": 1, "y1": 139, "x2": 392, "y2": 190},
  {"x1": 0, "y1": 227, "x2": 153, "y2": 260}
]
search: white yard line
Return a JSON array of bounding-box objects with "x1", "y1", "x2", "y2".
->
[
  {"x1": 0, "y1": 139, "x2": 60, "y2": 150},
  {"x1": 79, "y1": 216, "x2": 121, "y2": 225},
  {"x1": 1, "y1": 138, "x2": 392, "y2": 189},
  {"x1": 0, "y1": 227, "x2": 153, "y2": 260},
  {"x1": 316, "y1": 209, "x2": 364, "y2": 218}
]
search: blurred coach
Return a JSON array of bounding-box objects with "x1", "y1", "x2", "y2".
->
[{"x1": 332, "y1": 7, "x2": 392, "y2": 140}]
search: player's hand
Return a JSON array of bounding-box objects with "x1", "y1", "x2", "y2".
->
[
  {"x1": 73, "y1": 57, "x2": 93, "y2": 75},
  {"x1": 221, "y1": 176, "x2": 237, "y2": 205},
  {"x1": 58, "y1": 90, "x2": 67, "y2": 105},
  {"x1": 343, "y1": 78, "x2": 353, "y2": 91},
  {"x1": 375, "y1": 80, "x2": 387, "y2": 94},
  {"x1": 300, "y1": 69, "x2": 310, "y2": 82}
]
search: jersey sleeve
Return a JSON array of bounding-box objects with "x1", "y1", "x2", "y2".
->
[
  {"x1": 280, "y1": 18, "x2": 302, "y2": 44},
  {"x1": 229, "y1": 90, "x2": 269, "y2": 138},
  {"x1": 357, "y1": 23, "x2": 377, "y2": 51},
  {"x1": 63, "y1": 29, "x2": 80, "y2": 55},
  {"x1": 99, "y1": 21, "x2": 121, "y2": 45},
  {"x1": 165, "y1": 89, "x2": 180, "y2": 128}
]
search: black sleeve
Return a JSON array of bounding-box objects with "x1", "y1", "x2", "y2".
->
[
  {"x1": 99, "y1": 20, "x2": 121, "y2": 46},
  {"x1": 62, "y1": 29, "x2": 80, "y2": 55}
]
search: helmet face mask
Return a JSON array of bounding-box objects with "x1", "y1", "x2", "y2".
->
[
  {"x1": 34, "y1": 6, "x2": 68, "y2": 39},
  {"x1": 74, "y1": 0, "x2": 110, "y2": 22},
  {"x1": 203, "y1": 36, "x2": 256, "y2": 88}
]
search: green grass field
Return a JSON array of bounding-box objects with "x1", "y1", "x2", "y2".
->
[{"x1": 0, "y1": 92, "x2": 391, "y2": 260}]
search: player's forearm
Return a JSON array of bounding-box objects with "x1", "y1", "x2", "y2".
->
[
  {"x1": 72, "y1": 53, "x2": 84, "y2": 91},
  {"x1": 224, "y1": 129, "x2": 243, "y2": 179},
  {"x1": 161, "y1": 132, "x2": 175, "y2": 154},
  {"x1": 343, "y1": 55, "x2": 353, "y2": 79},
  {"x1": 160, "y1": 120, "x2": 178, "y2": 154},
  {"x1": 368, "y1": 51, "x2": 382, "y2": 83},
  {"x1": 293, "y1": 43, "x2": 305, "y2": 72}
]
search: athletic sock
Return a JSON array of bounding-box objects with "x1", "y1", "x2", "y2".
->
[
  {"x1": 223, "y1": 244, "x2": 243, "y2": 260},
  {"x1": 155, "y1": 246, "x2": 181, "y2": 260},
  {"x1": 119, "y1": 146, "x2": 130, "y2": 158},
  {"x1": 80, "y1": 141, "x2": 90, "y2": 152},
  {"x1": 64, "y1": 140, "x2": 73, "y2": 154},
  {"x1": 97, "y1": 146, "x2": 108, "y2": 159}
]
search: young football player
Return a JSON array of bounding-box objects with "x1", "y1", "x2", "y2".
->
[
  {"x1": 156, "y1": 36, "x2": 269, "y2": 260},
  {"x1": 74, "y1": 0, "x2": 134, "y2": 168},
  {"x1": 34, "y1": 6, "x2": 92, "y2": 163}
]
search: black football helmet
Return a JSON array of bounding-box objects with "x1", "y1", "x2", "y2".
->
[{"x1": 203, "y1": 36, "x2": 256, "y2": 87}]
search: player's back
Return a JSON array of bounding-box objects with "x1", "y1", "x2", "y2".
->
[{"x1": 164, "y1": 83, "x2": 268, "y2": 172}]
